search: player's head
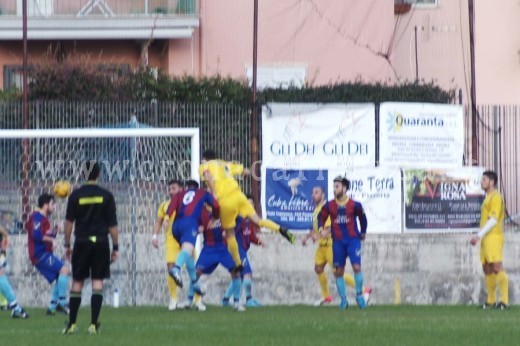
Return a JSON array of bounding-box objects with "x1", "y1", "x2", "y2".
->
[
  {"x1": 185, "y1": 179, "x2": 199, "y2": 190},
  {"x1": 333, "y1": 176, "x2": 350, "y2": 199},
  {"x1": 312, "y1": 186, "x2": 325, "y2": 204},
  {"x1": 201, "y1": 149, "x2": 217, "y2": 163},
  {"x1": 481, "y1": 170, "x2": 498, "y2": 191},
  {"x1": 86, "y1": 160, "x2": 101, "y2": 181},
  {"x1": 38, "y1": 193, "x2": 55, "y2": 215},
  {"x1": 168, "y1": 179, "x2": 183, "y2": 196}
]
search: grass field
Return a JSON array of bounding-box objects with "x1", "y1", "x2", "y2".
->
[{"x1": 1, "y1": 305, "x2": 518, "y2": 346}]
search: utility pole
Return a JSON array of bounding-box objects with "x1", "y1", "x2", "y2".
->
[
  {"x1": 251, "y1": 0, "x2": 260, "y2": 212},
  {"x1": 468, "y1": 0, "x2": 478, "y2": 165}
]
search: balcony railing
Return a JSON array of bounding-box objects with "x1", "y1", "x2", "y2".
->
[{"x1": 0, "y1": 0, "x2": 198, "y2": 17}]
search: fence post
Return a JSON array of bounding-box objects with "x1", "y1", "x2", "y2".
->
[{"x1": 493, "y1": 106, "x2": 499, "y2": 174}]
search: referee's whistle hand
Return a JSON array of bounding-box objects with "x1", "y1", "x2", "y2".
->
[{"x1": 111, "y1": 251, "x2": 119, "y2": 263}]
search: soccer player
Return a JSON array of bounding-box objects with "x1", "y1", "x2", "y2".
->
[
  {"x1": 319, "y1": 176, "x2": 368, "y2": 309},
  {"x1": 222, "y1": 195, "x2": 264, "y2": 307},
  {"x1": 196, "y1": 207, "x2": 244, "y2": 312},
  {"x1": 302, "y1": 186, "x2": 371, "y2": 306},
  {"x1": 152, "y1": 179, "x2": 183, "y2": 310},
  {"x1": 199, "y1": 149, "x2": 295, "y2": 268},
  {"x1": 167, "y1": 179, "x2": 219, "y2": 302},
  {"x1": 27, "y1": 193, "x2": 70, "y2": 315},
  {"x1": 63, "y1": 161, "x2": 119, "y2": 335},
  {"x1": 0, "y1": 225, "x2": 29, "y2": 319},
  {"x1": 470, "y1": 171, "x2": 509, "y2": 309}
]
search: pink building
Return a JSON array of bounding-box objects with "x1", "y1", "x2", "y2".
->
[{"x1": 0, "y1": 0, "x2": 518, "y2": 104}]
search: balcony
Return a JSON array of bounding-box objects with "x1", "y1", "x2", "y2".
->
[{"x1": 0, "y1": 0, "x2": 199, "y2": 40}]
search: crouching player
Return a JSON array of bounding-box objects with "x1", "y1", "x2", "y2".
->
[
  {"x1": 222, "y1": 195, "x2": 264, "y2": 307},
  {"x1": 319, "y1": 176, "x2": 368, "y2": 310},
  {"x1": 196, "y1": 207, "x2": 244, "y2": 312},
  {"x1": 27, "y1": 193, "x2": 70, "y2": 315}
]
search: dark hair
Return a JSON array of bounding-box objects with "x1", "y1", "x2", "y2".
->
[
  {"x1": 38, "y1": 193, "x2": 55, "y2": 208},
  {"x1": 86, "y1": 160, "x2": 101, "y2": 181},
  {"x1": 245, "y1": 194, "x2": 253, "y2": 200},
  {"x1": 185, "y1": 180, "x2": 199, "y2": 189},
  {"x1": 483, "y1": 170, "x2": 498, "y2": 186},
  {"x1": 333, "y1": 176, "x2": 350, "y2": 190},
  {"x1": 168, "y1": 179, "x2": 183, "y2": 188},
  {"x1": 202, "y1": 149, "x2": 217, "y2": 161}
]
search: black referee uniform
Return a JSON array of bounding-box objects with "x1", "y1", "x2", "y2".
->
[{"x1": 66, "y1": 183, "x2": 117, "y2": 281}]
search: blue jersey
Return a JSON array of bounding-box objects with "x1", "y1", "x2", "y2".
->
[
  {"x1": 319, "y1": 198, "x2": 367, "y2": 241},
  {"x1": 27, "y1": 210, "x2": 53, "y2": 265},
  {"x1": 167, "y1": 188, "x2": 219, "y2": 223},
  {"x1": 201, "y1": 208, "x2": 225, "y2": 247},
  {"x1": 235, "y1": 216, "x2": 261, "y2": 251}
]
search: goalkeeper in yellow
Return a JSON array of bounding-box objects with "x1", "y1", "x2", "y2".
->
[
  {"x1": 302, "y1": 186, "x2": 371, "y2": 306},
  {"x1": 470, "y1": 171, "x2": 508, "y2": 310},
  {"x1": 199, "y1": 150, "x2": 295, "y2": 268}
]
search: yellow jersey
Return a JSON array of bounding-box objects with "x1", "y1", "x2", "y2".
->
[
  {"x1": 480, "y1": 190, "x2": 505, "y2": 236},
  {"x1": 199, "y1": 159, "x2": 244, "y2": 199},
  {"x1": 157, "y1": 199, "x2": 171, "y2": 223},
  {"x1": 313, "y1": 201, "x2": 331, "y2": 246}
]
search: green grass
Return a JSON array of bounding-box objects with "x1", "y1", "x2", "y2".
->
[{"x1": 1, "y1": 305, "x2": 518, "y2": 346}]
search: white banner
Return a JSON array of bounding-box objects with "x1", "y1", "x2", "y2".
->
[
  {"x1": 379, "y1": 103, "x2": 464, "y2": 168},
  {"x1": 328, "y1": 168, "x2": 402, "y2": 234},
  {"x1": 262, "y1": 103, "x2": 376, "y2": 170}
]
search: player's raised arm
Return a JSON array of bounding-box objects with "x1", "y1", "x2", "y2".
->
[
  {"x1": 318, "y1": 202, "x2": 330, "y2": 230},
  {"x1": 107, "y1": 193, "x2": 119, "y2": 263},
  {"x1": 249, "y1": 222, "x2": 263, "y2": 246}
]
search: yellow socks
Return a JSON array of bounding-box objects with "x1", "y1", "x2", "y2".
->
[
  {"x1": 485, "y1": 274, "x2": 497, "y2": 305},
  {"x1": 166, "y1": 274, "x2": 177, "y2": 300},
  {"x1": 496, "y1": 271, "x2": 509, "y2": 305},
  {"x1": 317, "y1": 272, "x2": 329, "y2": 298},
  {"x1": 226, "y1": 235, "x2": 242, "y2": 266},
  {"x1": 259, "y1": 219, "x2": 281, "y2": 232}
]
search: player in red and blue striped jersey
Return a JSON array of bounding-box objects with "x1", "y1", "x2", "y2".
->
[
  {"x1": 195, "y1": 207, "x2": 243, "y2": 311},
  {"x1": 222, "y1": 195, "x2": 264, "y2": 308},
  {"x1": 319, "y1": 176, "x2": 368, "y2": 310},
  {"x1": 27, "y1": 193, "x2": 70, "y2": 315},
  {"x1": 166, "y1": 180, "x2": 219, "y2": 295}
]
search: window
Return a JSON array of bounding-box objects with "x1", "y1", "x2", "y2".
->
[{"x1": 246, "y1": 66, "x2": 306, "y2": 90}]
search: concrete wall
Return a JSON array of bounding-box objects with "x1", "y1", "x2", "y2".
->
[{"x1": 6, "y1": 232, "x2": 519, "y2": 307}]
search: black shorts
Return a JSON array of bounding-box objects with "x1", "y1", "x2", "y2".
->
[{"x1": 71, "y1": 240, "x2": 110, "y2": 280}]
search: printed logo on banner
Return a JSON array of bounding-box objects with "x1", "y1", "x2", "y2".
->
[
  {"x1": 386, "y1": 112, "x2": 455, "y2": 133},
  {"x1": 265, "y1": 168, "x2": 328, "y2": 230},
  {"x1": 404, "y1": 168, "x2": 485, "y2": 231}
]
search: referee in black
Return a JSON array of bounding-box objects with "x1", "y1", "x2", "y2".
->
[{"x1": 62, "y1": 161, "x2": 119, "y2": 335}]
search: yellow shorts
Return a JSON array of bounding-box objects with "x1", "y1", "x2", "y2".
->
[
  {"x1": 315, "y1": 245, "x2": 333, "y2": 267},
  {"x1": 165, "y1": 231, "x2": 181, "y2": 263},
  {"x1": 219, "y1": 190, "x2": 256, "y2": 229},
  {"x1": 480, "y1": 233, "x2": 504, "y2": 264}
]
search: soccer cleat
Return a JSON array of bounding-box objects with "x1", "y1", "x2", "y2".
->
[
  {"x1": 245, "y1": 298, "x2": 262, "y2": 307},
  {"x1": 0, "y1": 252, "x2": 7, "y2": 268},
  {"x1": 314, "y1": 296, "x2": 333, "y2": 307},
  {"x1": 356, "y1": 294, "x2": 367, "y2": 309},
  {"x1": 481, "y1": 302, "x2": 496, "y2": 310},
  {"x1": 192, "y1": 300, "x2": 206, "y2": 312},
  {"x1": 339, "y1": 298, "x2": 348, "y2": 310},
  {"x1": 11, "y1": 307, "x2": 29, "y2": 319},
  {"x1": 191, "y1": 281, "x2": 205, "y2": 296},
  {"x1": 88, "y1": 323, "x2": 100, "y2": 335},
  {"x1": 495, "y1": 302, "x2": 510, "y2": 310},
  {"x1": 56, "y1": 303, "x2": 70, "y2": 315},
  {"x1": 221, "y1": 298, "x2": 231, "y2": 307},
  {"x1": 168, "y1": 298, "x2": 178, "y2": 311},
  {"x1": 168, "y1": 267, "x2": 183, "y2": 288},
  {"x1": 46, "y1": 308, "x2": 56, "y2": 316},
  {"x1": 279, "y1": 227, "x2": 296, "y2": 244},
  {"x1": 363, "y1": 286, "x2": 372, "y2": 305},
  {"x1": 62, "y1": 324, "x2": 78, "y2": 335},
  {"x1": 234, "y1": 303, "x2": 246, "y2": 312}
]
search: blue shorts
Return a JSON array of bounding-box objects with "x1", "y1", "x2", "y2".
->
[
  {"x1": 332, "y1": 238, "x2": 362, "y2": 268},
  {"x1": 196, "y1": 246, "x2": 236, "y2": 275},
  {"x1": 239, "y1": 246, "x2": 252, "y2": 277},
  {"x1": 35, "y1": 253, "x2": 64, "y2": 284},
  {"x1": 172, "y1": 218, "x2": 199, "y2": 246}
]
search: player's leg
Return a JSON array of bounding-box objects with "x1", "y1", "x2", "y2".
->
[
  {"x1": 37, "y1": 254, "x2": 69, "y2": 315},
  {"x1": 222, "y1": 245, "x2": 247, "y2": 305},
  {"x1": 491, "y1": 236, "x2": 508, "y2": 309},
  {"x1": 55, "y1": 257, "x2": 70, "y2": 313},
  {"x1": 219, "y1": 197, "x2": 243, "y2": 267},
  {"x1": 170, "y1": 221, "x2": 197, "y2": 288},
  {"x1": 481, "y1": 239, "x2": 497, "y2": 309},
  {"x1": 347, "y1": 238, "x2": 366, "y2": 309},
  {"x1": 165, "y1": 232, "x2": 180, "y2": 310},
  {"x1": 332, "y1": 241, "x2": 348, "y2": 309},
  {"x1": 314, "y1": 246, "x2": 332, "y2": 306},
  {"x1": 87, "y1": 241, "x2": 111, "y2": 334},
  {"x1": 0, "y1": 268, "x2": 28, "y2": 319},
  {"x1": 241, "y1": 252, "x2": 260, "y2": 307},
  {"x1": 220, "y1": 250, "x2": 244, "y2": 312}
]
